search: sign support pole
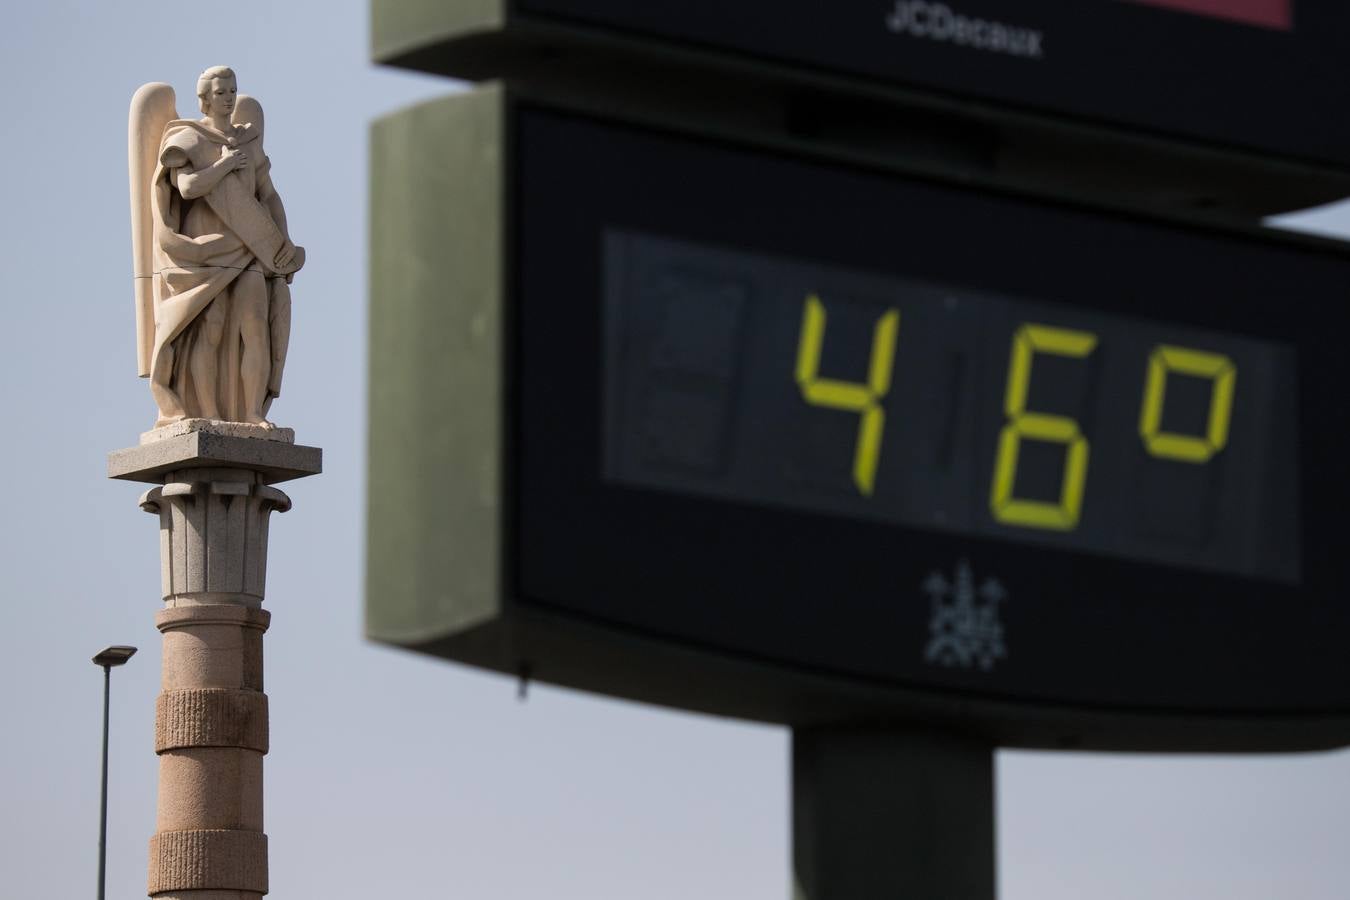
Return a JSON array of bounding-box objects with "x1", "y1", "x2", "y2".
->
[{"x1": 792, "y1": 727, "x2": 995, "y2": 900}]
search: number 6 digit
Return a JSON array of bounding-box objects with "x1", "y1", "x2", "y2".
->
[{"x1": 990, "y1": 324, "x2": 1098, "y2": 531}]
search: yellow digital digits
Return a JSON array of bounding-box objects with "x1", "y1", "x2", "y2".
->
[
  {"x1": 794, "y1": 295, "x2": 900, "y2": 496},
  {"x1": 989, "y1": 324, "x2": 1098, "y2": 531},
  {"x1": 1139, "y1": 345, "x2": 1236, "y2": 463},
  {"x1": 791, "y1": 299, "x2": 1239, "y2": 530}
]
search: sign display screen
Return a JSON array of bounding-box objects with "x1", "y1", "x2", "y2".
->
[
  {"x1": 603, "y1": 234, "x2": 1300, "y2": 584},
  {"x1": 1123, "y1": 0, "x2": 1291, "y2": 29},
  {"x1": 514, "y1": 105, "x2": 1350, "y2": 714}
]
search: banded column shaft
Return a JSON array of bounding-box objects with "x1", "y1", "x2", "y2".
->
[{"x1": 139, "y1": 466, "x2": 291, "y2": 899}]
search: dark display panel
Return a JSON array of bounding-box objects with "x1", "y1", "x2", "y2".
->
[
  {"x1": 603, "y1": 232, "x2": 1299, "y2": 583},
  {"x1": 514, "y1": 106, "x2": 1350, "y2": 712},
  {"x1": 516, "y1": 0, "x2": 1350, "y2": 168}
]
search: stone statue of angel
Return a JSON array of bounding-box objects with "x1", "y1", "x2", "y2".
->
[{"x1": 129, "y1": 66, "x2": 304, "y2": 429}]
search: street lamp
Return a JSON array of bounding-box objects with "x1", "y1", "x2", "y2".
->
[{"x1": 93, "y1": 645, "x2": 136, "y2": 900}]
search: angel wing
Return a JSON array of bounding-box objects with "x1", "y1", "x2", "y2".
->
[{"x1": 128, "y1": 83, "x2": 178, "y2": 377}]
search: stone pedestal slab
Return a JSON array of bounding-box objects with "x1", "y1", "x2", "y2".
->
[{"x1": 111, "y1": 427, "x2": 320, "y2": 898}]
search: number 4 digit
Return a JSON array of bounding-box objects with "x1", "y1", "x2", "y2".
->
[{"x1": 795, "y1": 295, "x2": 901, "y2": 496}]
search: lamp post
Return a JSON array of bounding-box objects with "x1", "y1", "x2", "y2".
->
[{"x1": 92, "y1": 645, "x2": 137, "y2": 900}]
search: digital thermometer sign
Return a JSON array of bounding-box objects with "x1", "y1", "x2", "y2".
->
[{"x1": 367, "y1": 90, "x2": 1350, "y2": 751}]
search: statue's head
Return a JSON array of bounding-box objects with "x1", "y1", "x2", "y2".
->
[{"x1": 196, "y1": 66, "x2": 237, "y2": 117}]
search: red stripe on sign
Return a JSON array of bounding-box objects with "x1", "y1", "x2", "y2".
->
[{"x1": 1124, "y1": 0, "x2": 1292, "y2": 29}]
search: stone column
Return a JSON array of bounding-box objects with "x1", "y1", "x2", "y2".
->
[{"x1": 110, "y1": 424, "x2": 321, "y2": 899}]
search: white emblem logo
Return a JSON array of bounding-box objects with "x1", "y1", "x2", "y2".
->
[
  {"x1": 923, "y1": 559, "x2": 1007, "y2": 671},
  {"x1": 884, "y1": 1, "x2": 1045, "y2": 60}
]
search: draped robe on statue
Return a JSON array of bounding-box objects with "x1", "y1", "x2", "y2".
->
[{"x1": 148, "y1": 118, "x2": 293, "y2": 424}]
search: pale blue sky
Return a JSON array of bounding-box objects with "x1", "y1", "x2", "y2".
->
[{"x1": 4, "y1": 1, "x2": 1350, "y2": 897}]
